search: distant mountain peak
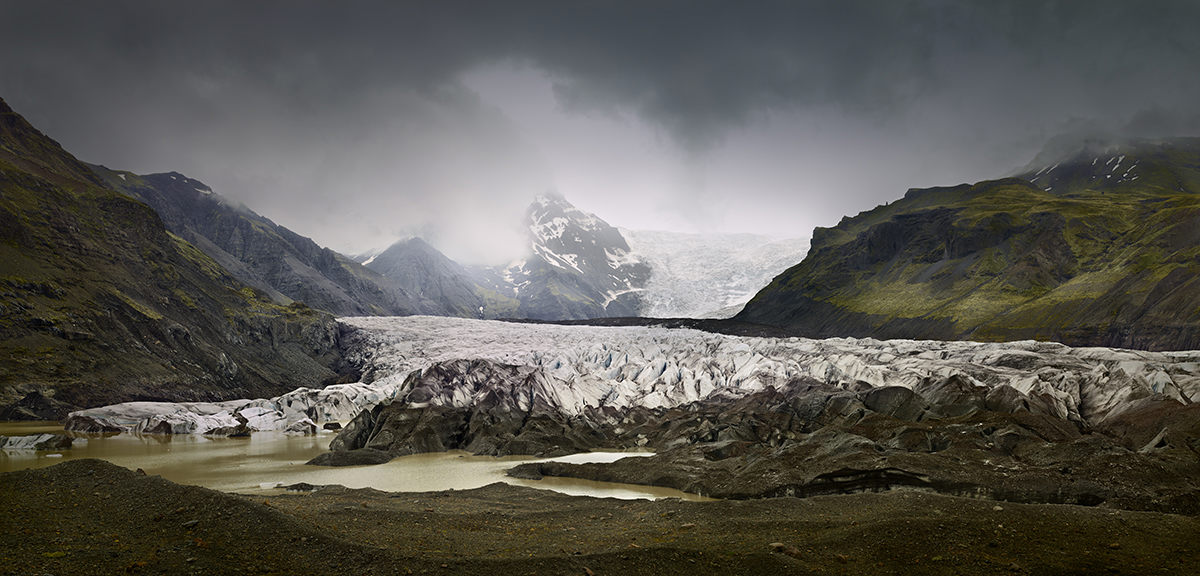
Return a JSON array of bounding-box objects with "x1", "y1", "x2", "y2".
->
[
  {"x1": 528, "y1": 193, "x2": 606, "y2": 244},
  {"x1": 532, "y1": 190, "x2": 566, "y2": 204}
]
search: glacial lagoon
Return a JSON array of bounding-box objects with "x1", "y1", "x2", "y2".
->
[{"x1": 0, "y1": 422, "x2": 706, "y2": 501}]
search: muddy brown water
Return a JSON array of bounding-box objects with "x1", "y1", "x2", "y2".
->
[{"x1": 0, "y1": 421, "x2": 708, "y2": 500}]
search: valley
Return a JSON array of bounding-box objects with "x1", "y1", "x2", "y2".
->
[{"x1": 3, "y1": 51, "x2": 1200, "y2": 574}]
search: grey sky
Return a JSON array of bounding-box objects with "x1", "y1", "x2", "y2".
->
[{"x1": 3, "y1": 1, "x2": 1199, "y2": 263}]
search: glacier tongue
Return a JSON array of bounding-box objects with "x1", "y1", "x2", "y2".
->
[
  {"x1": 348, "y1": 316, "x2": 1199, "y2": 426},
  {"x1": 67, "y1": 316, "x2": 1200, "y2": 435}
]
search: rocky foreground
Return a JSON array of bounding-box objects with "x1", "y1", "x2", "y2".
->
[{"x1": 2, "y1": 459, "x2": 1198, "y2": 576}]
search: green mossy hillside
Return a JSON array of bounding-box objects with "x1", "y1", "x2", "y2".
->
[{"x1": 738, "y1": 140, "x2": 1200, "y2": 351}]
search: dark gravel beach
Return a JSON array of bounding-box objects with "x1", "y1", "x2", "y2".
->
[{"x1": 3, "y1": 459, "x2": 1197, "y2": 576}]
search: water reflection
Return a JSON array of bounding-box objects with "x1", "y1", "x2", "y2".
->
[{"x1": 0, "y1": 422, "x2": 707, "y2": 501}]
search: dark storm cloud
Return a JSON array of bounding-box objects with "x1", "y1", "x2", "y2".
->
[
  {"x1": 513, "y1": 0, "x2": 1200, "y2": 148},
  {"x1": 2, "y1": 1, "x2": 1199, "y2": 259}
]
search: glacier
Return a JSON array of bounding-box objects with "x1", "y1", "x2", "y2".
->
[
  {"x1": 621, "y1": 229, "x2": 810, "y2": 318},
  {"x1": 68, "y1": 316, "x2": 1200, "y2": 436}
]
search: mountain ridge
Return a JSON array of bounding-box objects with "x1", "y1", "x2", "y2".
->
[
  {"x1": 362, "y1": 194, "x2": 652, "y2": 321},
  {"x1": 738, "y1": 138, "x2": 1200, "y2": 351},
  {"x1": 0, "y1": 98, "x2": 351, "y2": 418},
  {"x1": 503, "y1": 193, "x2": 652, "y2": 319},
  {"x1": 358, "y1": 237, "x2": 507, "y2": 318},
  {"x1": 90, "y1": 166, "x2": 425, "y2": 317}
]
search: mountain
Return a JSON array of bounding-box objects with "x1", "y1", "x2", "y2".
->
[
  {"x1": 480, "y1": 194, "x2": 651, "y2": 320},
  {"x1": 358, "y1": 237, "x2": 516, "y2": 318},
  {"x1": 0, "y1": 98, "x2": 351, "y2": 418},
  {"x1": 621, "y1": 229, "x2": 809, "y2": 318},
  {"x1": 738, "y1": 138, "x2": 1200, "y2": 351},
  {"x1": 90, "y1": 166, "x2": 423, "y2": 317},
  {"x1": 358, "y1": 196, "x2": 808, "y2": 321}
]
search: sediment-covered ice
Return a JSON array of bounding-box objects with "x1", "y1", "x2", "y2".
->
[
  {"x1": 0, "y1": 433, "x2": 77, "y2": 451},
  {"x1": 68, "y1": 316, "x2": 1200, "y2": 434},
  {"x1": 343, "y1": 316, "x2": 1199, "y2": 424},
  {"x1": 66, "y1": 381, "x2": 400, "y2": 435}
]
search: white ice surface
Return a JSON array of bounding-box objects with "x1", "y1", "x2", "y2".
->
[
  {"x1": 70, "y1": 316, "x2": 1200, "y2": 435},
  {"x1": 622, "y1": 229, "x2": 809, "y2": 318}
]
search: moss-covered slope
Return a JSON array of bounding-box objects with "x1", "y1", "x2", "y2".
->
[
  {"x1": 0, "y1": 98, "x2": 350, "y2": 418},
  {"x1": 738, "y1": 139, "x2": 1200, "y2": 351}
]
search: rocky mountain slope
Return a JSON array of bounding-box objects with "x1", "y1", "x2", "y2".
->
[
  {"x1": 357, "y1": 195, "x2": 650, "y2": 321},
  {"x1": 356, "y1": 196, "x2": 808, "y2": 321},
  {"x1": 482, "y1": 194, "x2": 651, "y2": 320},
  {"x1": 0, "y1": 98, "x2": 350, "y2": 418},
  {"x1": 738, "y1": 138, "x2": 1200, "y2": 351},
  {"x1": 622, "y1": 229, "x2": 809, "y2": 318},
  {"x1": 358, "y1": 237, "x2": 516, "y2": 319},
  {"x1": 91, "y1": 166, "x2": 422, "y2": 317}
]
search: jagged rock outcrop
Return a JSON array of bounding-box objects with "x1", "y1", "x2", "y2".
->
[{"x1": 311, "y1": 360, "x2": 617, "y2": 461}]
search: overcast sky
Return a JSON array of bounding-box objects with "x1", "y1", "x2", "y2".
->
[{"x1": 4, "y1": 1, "x2": 1200, "y2": 263}]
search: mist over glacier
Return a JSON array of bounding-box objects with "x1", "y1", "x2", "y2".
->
[{"x1": 622, "y1": 229, "x2": 809, "y2": 318}]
